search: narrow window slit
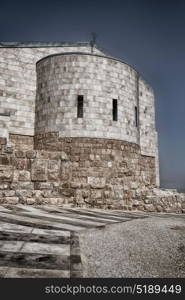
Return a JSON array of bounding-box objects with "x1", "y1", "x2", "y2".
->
[
  {"x1": 77, "y1": 95, "x2": 83, "y2": 118},
  {"x1": 113, "y1": 99, "x2": 118, "y2": 121},
  {"x1": 135, "y1": 106, "x2": 138, "y2": 127}
]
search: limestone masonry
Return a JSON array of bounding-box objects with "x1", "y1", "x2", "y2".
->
[{"x1": 0, "y1": 42, "x2": 184, "y2": 212}]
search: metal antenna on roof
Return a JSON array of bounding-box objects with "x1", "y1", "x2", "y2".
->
[{"x1": 90, "y1": 32, "x2": 97, "y2": 53}]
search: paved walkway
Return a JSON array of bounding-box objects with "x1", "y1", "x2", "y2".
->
[{"x1": 0, "y1": 204, "x2": 149, "y2": 278}]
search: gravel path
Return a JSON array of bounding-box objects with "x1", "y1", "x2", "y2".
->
[{"x1": 79, "y1": 215, "x2": 185, "y2": 277}]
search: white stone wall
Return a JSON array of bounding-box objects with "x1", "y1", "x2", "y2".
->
[
  {"x1": 36, "y1": 53, "x2": 139, "y2": 143},
  {"x1": 0, "y1": 44, "x2": 103, "y2": 137},
  {"x1": 0, "y1": 45, "x2": 160, "y2": 186},
  {"x1": 139, "y1": 77, "x2": 160, "y2": 186},
  {"x1": 139, "y1": 78, "x2": 156, "y2": 155}
]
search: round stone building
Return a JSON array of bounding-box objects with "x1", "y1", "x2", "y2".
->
[
  {"x1": 0, "y1": 42, "x2": 184, "y2": 212},
  {"x1": 34, "y1": 51, "x2": 159, "y2": 209}
]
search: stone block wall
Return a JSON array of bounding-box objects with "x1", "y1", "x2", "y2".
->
[
  {"x1": 1, "y1": 42, "x2": 183, "y2": 211},
  {"x1": 139, "y1": 77, "x2": 160, "y2": 185},
  {"x1": 36, "y1": 53, "x2": 139, "y2": 143},
  {"x1": 0, "y1": 134, "x2": 184, "y2": 213},
  {"x1": 0, "y1": 43, "x2": 103, "y2": 138},
  {"x1": 0, "y1": 43, "x2": 160, "y2": 187},
  {"x1": 35, "y1": 52, "x2": 159, "y2": 185},
  {"x1": 0, "y1": 134, "x2": 154, "y2": 208}
]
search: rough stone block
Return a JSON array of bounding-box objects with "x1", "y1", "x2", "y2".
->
[
  {"x1": 156, "y1": 205, "x2": 164, "y2": 212},
  {"x1": 0, "y1": 165, "x2": 13, "y2": 182},
  {"x1": 71, "y1": 177, "x2": 87, "y2": 188},
  {"x1": 3, "y1": 144, "x2": 14, "y2": 154},
  {"x1": 48, "y1": 160, "x2": 60, "y2": 181},
  {"x1": 144, "y1": 204, "x2": 155, "y2": 212},
  {"x1": 14, "y1": 170, "x2": 31, "y2": 182},
  {"x1": 31, "y1": 159, "x2": 47, "y2": 181},
  {"x1": 36, "y1": 151, "x2": 49, "y2": 159},
  {"x1": 144, "y1": 197, "x2": 153, "y2": 204},
  {"x1": 26, "y1": 150, "x2": 37, "y2": 159},
  {"x1": 15, "y1": 151, "x2": 26, "y2": 158},
  {"x1": 11, "y1": 182, "x2": 34, "y2": 190},
  {"x1": 34, "y1": 182, "x2": 53, "y2": 190},
  {"x1": 61, "y1": 151, "x2": 68, "y2": 161},
  {"x1": 16, "y1": 190, "x2": 33, "y2": 199},
  {"x1": 4, "y1": 197, "x2": 19, "y2": 204},
  {"x1": 0, "y1": 137, "x2": 7, "y2": 145},
  {"x1": 13, "y1": 158, "x2": 30, "y2": 170},
  {"x1": 33, "y1": 190, "x2": 43, "y2": 198},
  {"x1": 132, "y1": 200, "x2": 140, "y2": 206},
  {"x1": 3, "y1": 190, "x2": 15, "y2": 197},
  {"x1": 59, "y1": 188, "x2": 75, "y2": 197},
  {"x1": 41, "y1": 190, "x2": 52, "y2": 198},
  {"x1": 182, "y1": 202, "x2": 185, "y2": 209},
  {"x1": 60, "y1": 161, "x2": 71, "y2": 181},
  {"x1": 91, "y1": 190, "x2": 102, "y2": 199},
  {"x1": 87, "y1": 177, "x2": 106, "y2": 188},
  {"x1": 0, "y1": 156, "x2": 9, "y2": 165},
  {"x1": 48, "y1": 152, "x2": 61, "y2": 160},
  {"x1": 0, "y1": 183, "x2": 9, "y2": 190},
  {"x1": 26, "y1": 198, "x2": 36, "y2": 205}
]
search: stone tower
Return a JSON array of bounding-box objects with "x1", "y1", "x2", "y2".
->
[{"x1": 0, "y1": 42, "x2": 167, "y2": 210}]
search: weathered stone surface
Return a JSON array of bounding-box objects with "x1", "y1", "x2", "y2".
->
[
  {"x1": 0, "y1": 44, "x2": 162, "y2": 209},
  {"x1": 88, "y1": 177, "x2": 106, "y2": 189},
  {"x1": 31, "y1": 159, "x2": 47, "y2": 181},
  {"x1": 15, "y1": 151, "x2": 26, "y2": 158},
  {"x1": 0, "y1": 129, "x2": 184, "y2": 212},
  {"x1": 16, "y1": 190, "x2": 33, "y2": 199},
  {"x1": 91, "y1": 190, "x2": 102, "y2": 199},
  {"x1": 61, "y1": 152, "x2": 69, "y2": 161},
  {"x1": 60, "y1": 161, "x2": 71, "y2": 181},
  {"x1": 47, "y1": 160, "x2": 60, "y2": 181},
  {"x1": 0, "y1": 137, "x2": 6, "y2": 145},
  {"x1": 3, "y1": 197, "x2": 19, "y2": 204},
  {"x1": 13, "y1": 158, "x2": 30, "y2": 170},
  {"x1": 9, "y1": 135, "x2": 34, "y2": 151},
  {"x1": 30, "y1": 190, "x2": 42, "y2": 202},
  {"x1": 0, "y1": 165, "x2": 13, "y2": 182},
  {"x1": 3, "y1": 143, "x2": 14, "y2": 153},
  {"x1": 11, "y1": 182, "x2": 34, "y2": 190},
  {"x1": 26, "y1": 198, "x2": 36, "y2": 205},
  {"x1": 48, "y1": 152, "x2": 61, "y2": 160},
  {"x1": 144, "y1": 204, "x2": 155, "y2": 212},
  {"x1": 0, "y1": 184, "x2": 9, "y2": 190},
  {"x1": 3, "y1": 190, "x2": 15, "y2": 197},
  {"x1": 14, "y1": 170, "x2": 31, "y2": 182},
  {"x1": 0, "y1": 156, "x2": 10, "y2": 165},
  {"x1": 59, "y1": 188, "x2": 75, "y2": 197},
  {"x1": 26, "y1": 151, "x2": 37, "y2": 159},
  {"x1": 132, "y1": 200, "x2": 140, "y2": 207},
  {"x1": 36, "y1": 151, "x2": 49, "y2": 159},
  {"x1": 34, "y1": 182, "x2": 53, "y2": 190}
]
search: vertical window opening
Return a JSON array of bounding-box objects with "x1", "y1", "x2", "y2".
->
[
  {"x1": 113, "y1": 99, "x2": 118, "y2": 121},
  {"x1": 135, "y1": 106, "x2": 138, "y2": 127},
  {"x1": 77, "y1": 95, "x2": 83, "y2": 118}
]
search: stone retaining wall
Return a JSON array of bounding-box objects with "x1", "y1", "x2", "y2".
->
[{"x1": 0, "y1": 134, "x2": 184, "y2": 212}]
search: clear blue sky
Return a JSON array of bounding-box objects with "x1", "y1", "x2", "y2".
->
[{"x1": 1, "y1": 0, "x2": 185, "y2": 190}]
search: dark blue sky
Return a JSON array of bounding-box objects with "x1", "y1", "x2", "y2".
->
[{"x1": 1, "y1": 0, "x2": 185, "y2": 190}]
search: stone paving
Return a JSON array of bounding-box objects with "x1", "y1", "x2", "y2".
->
[{"x1": 0, "y1": 205, "x2": 149, "y2": 278}]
